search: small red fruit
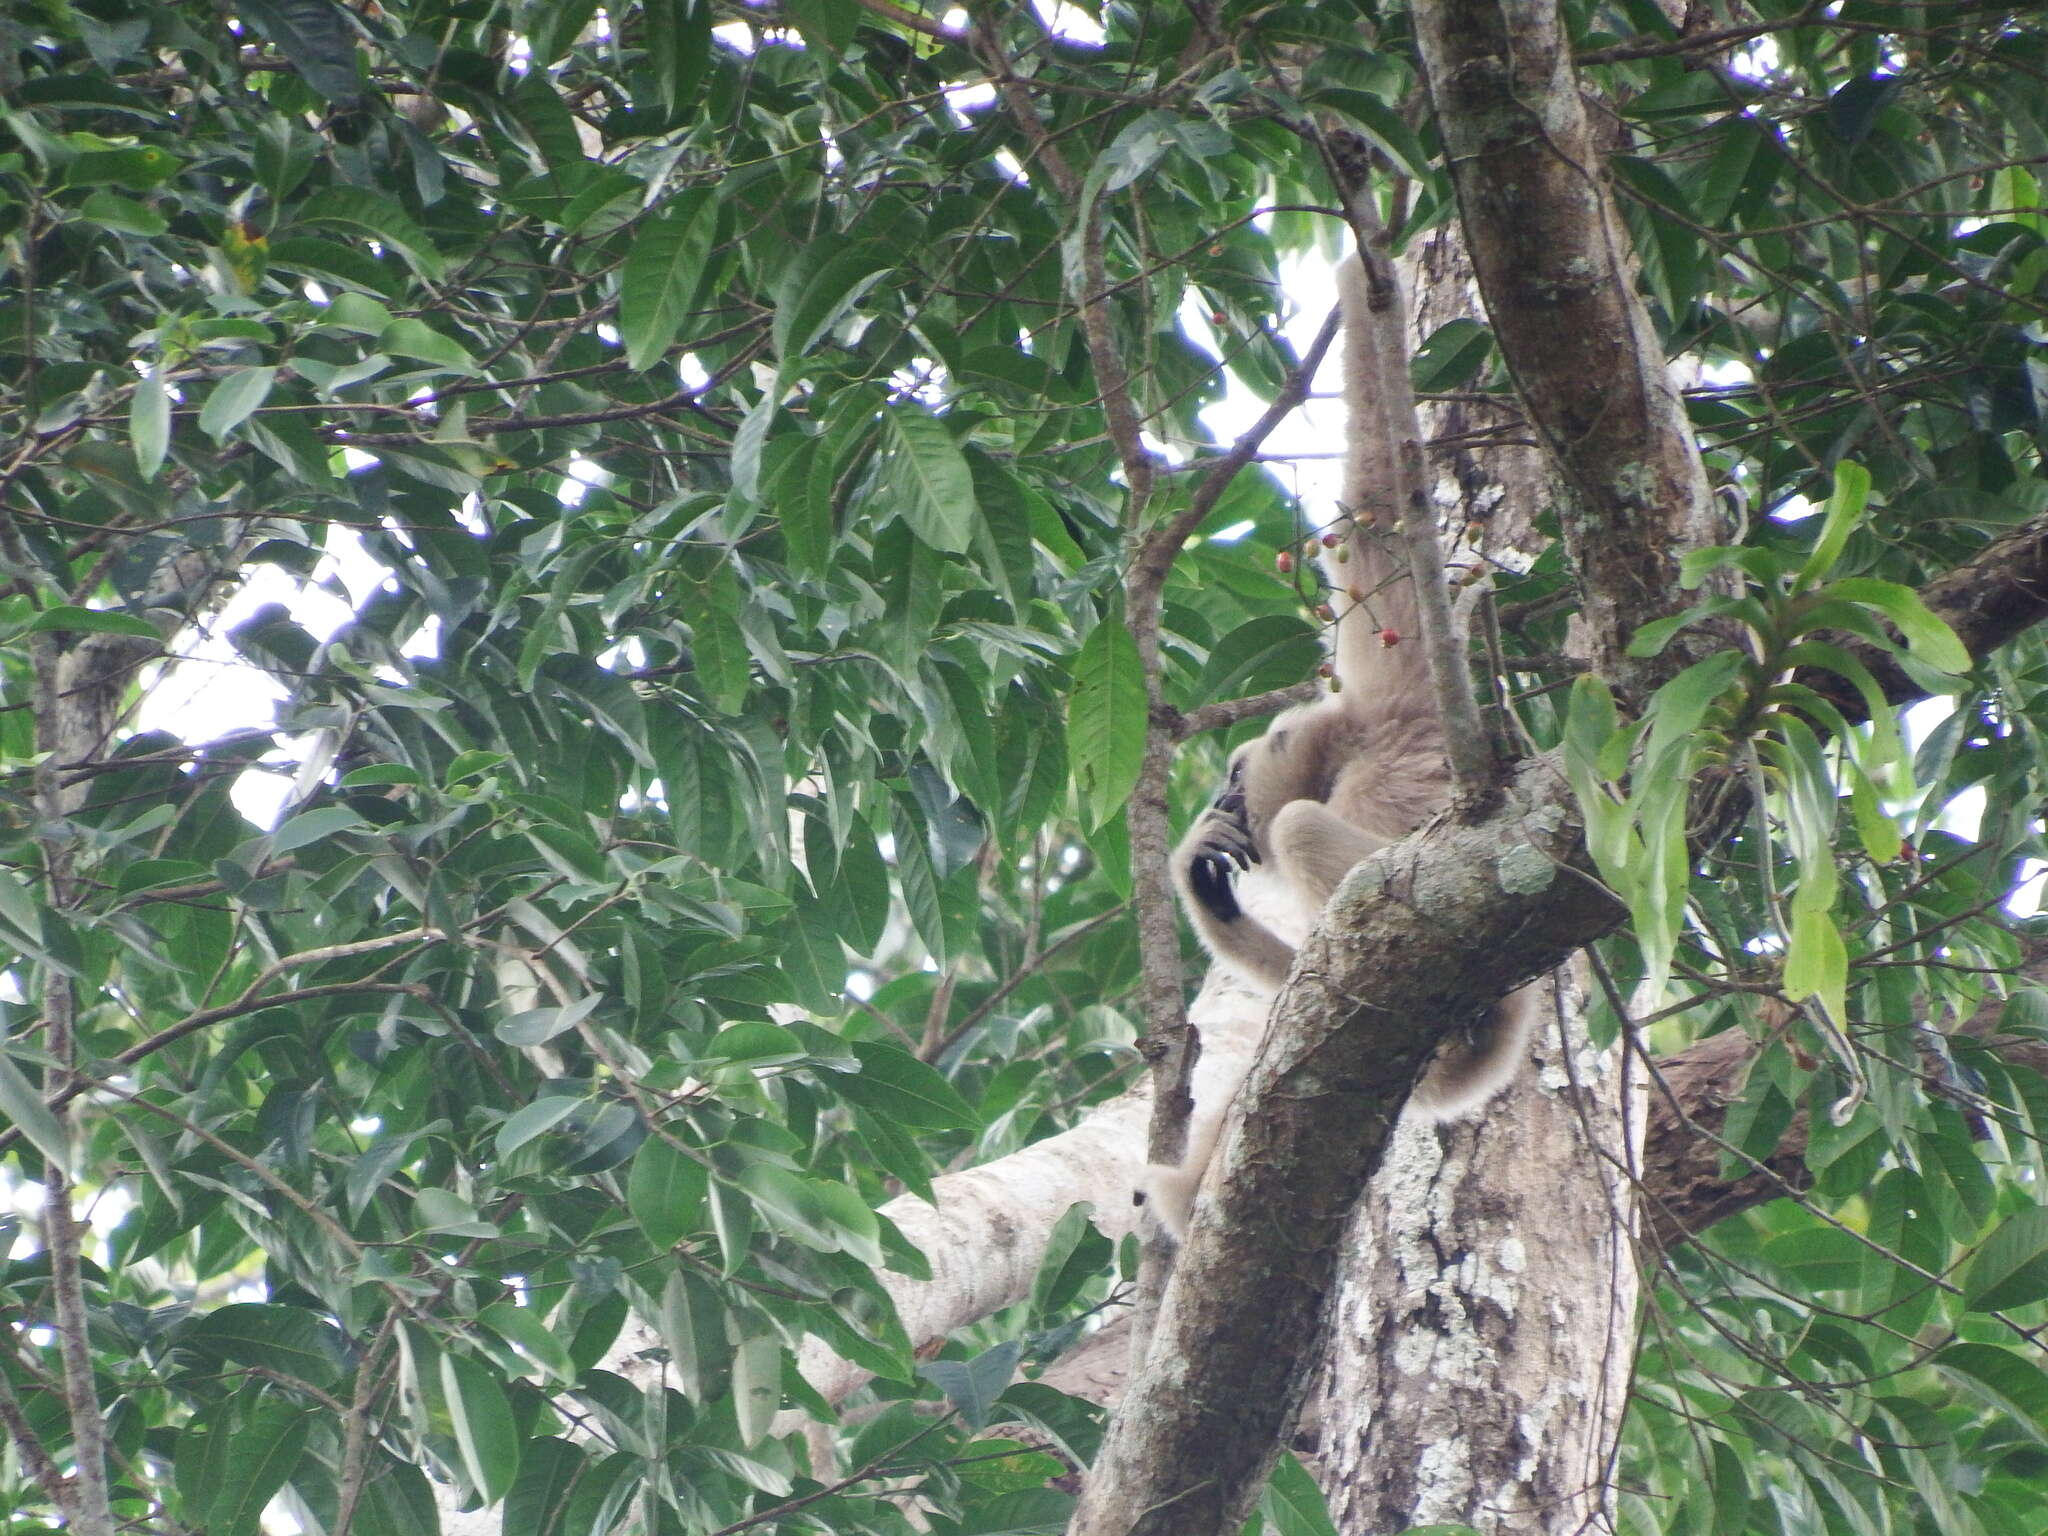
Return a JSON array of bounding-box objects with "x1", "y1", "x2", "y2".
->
[
  {"x1": 1316, "y1": 603, "x2": 1336, "y2": 622},
  {"x1": 1379, "y1": 628, "x2": 1401, "y2": 647},
  {"x1": 1276, "y1": 551, "x2": 1295, "y2": 574},
  {"x1": 1321, "y1": 531, "x2": 1342, "y2": 548}
]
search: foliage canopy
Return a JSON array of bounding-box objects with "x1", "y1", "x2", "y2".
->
[{"x1": 5, "y1": 0, "x2": 2048, "y2": 1533}]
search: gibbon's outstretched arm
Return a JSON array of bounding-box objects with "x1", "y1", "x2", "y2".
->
[{"x1": 1150, "y1": 253, "x2": 1534, "y2": 1240}]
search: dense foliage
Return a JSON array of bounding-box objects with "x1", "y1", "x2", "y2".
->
[{"x1": 3, "y1": 0, "x2": 2048, "y2": 1532}]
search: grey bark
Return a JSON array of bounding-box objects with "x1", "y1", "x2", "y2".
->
[{"x1": 1308, "y1": 968, "x2": 1643, "y2": 1533}]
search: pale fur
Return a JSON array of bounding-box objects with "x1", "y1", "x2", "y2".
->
[{"x1": 1146, "y1": 254, "x2": 1534, "y2": 1240}]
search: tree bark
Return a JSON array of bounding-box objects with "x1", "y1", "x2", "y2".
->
[
  {"x1": 1308, "y1": 967, "x2": 1643, "y2": 1532},
  {"x1": 1413, "y1": 0, "x2": 1719, "y2": 692}
]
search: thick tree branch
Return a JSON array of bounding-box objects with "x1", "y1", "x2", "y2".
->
[
  {"x1": 1413, "y1": 0, "x2": 1720, "y2": 692},
  {"x1": 1070, "y1": 754, "x2": 1620, "y2": 1535}
]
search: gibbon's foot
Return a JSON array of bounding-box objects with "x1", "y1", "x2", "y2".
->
[{"x1": 1186, "y1": 789, "x2": 1259, "y2": 922}]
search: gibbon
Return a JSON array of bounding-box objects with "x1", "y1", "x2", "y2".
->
[{"x1": 1147, "y1": 255, "x2": 1535, "y2": 1239}]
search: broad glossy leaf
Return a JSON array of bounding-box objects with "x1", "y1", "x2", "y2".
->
[
  {"x1": 879, "y1": 403, "x2": 976, "y2": 554},
  {"x1": 626, "y1": 1134, "x2": 708, "y2": 1250},
  {"x1": 293, "y1": 187, "x2": 444, "y2": 280},
  {"x1": 131, "y1": 366, "x2": 168, "y2": 478},
  {"x1": 619, "y1": 193, "x2": 715, "y2": 371},
  {"x1": 1964, "y1": 1204, "x2": 2048, "y2": 1312},
  {"x1": 1067, "y1": 618, "x2": 1147, "y2": 831},
  {"x1": 440, "y1": 1351, "x2": 521, "y2": 1503}
]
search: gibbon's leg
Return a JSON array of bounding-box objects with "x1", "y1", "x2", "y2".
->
[
  {"x1": 1140, "y1": 1094, "x2": 1230, "y2": 1240},
  {"x1": 1410, "y1": 983, "x2": 1539, "y2": 1118},
  {"x1": 1265, "y1": 799, "x2": 1393, "y2": 908}
]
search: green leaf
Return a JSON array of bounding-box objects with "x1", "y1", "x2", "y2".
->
[
  {"x1": 839, "y1": 1041, "x2": 978, "y2": 1130},
  {"x1": 238, "y1": 0, "x2": 364, "y2": 107},
  {"x1": 1796, "y1": 460, "x2": 1872, "y2": 590},
  {"x1": 23, "y1": 605, "x2": 160, "y2": 638},
  {"x1": 879, "y1": 403, "x2": 976, "y2": 553},
  {"x1": 187, "y1": 1304, "x2": 344, "y2": 1387},
  {"x1": 1934, "y1": 1342, "x2": 2048, "y2": 1443},
  {"x1": 440, "y1": 1351, "x2": 521, "y2": 1503},
  {"x1": 619, "y1": 193, "x2": 716, "y2": 371},
  {"x1": 1260, "y1": 1451, "x2": 1340, "y2": 1536},
  {"x1": 378, "y1": 319, "x2": 476, "y2": 372},
  {"x1": 1191, "y1": 614, "x2": 1321, "y2": 705},
  {"x1": 503, "y1": 1438, "x2": 588, "y2": 1536},
  {"x1": 198, "y1": 366, "x2": 278, "y2": 442},
  {"x1": 1029, "y1": 1202, "x2": 1109, "y2": 1318},
  {"x1": 1068, "y1": 618, "x2": 1147, "y2": 832},
  {"x1": 1782, "y1": 894, "x2": 1847, "y2": 1022},
  {"x1": 1964, "y1": 1204, "x2": 2048, "y2": 1312},
  {"x1": 495, "y1": 992, "x2": 603, "y2": 1048},
  {"x1": 79, "y1": 189, "x2": 167, "y2": 235},
  {"x1": 270, "y1": 805, "x2": 364, "y2": 853},
  {"x1": 294, "y1": 187, "x2": 445, "y2": 281},
  {"x1": 729, "y1": 1325, "x2": 782, "y2": 1446},
  {"x1": 659, "y1": 1268, "x2": 731, "y2": 1398},
  {"x1": 917, "y1": 1340, "x2": 1021, "y2": 1430},
  {"x1": 1826, "y1": 578, "x2": 1971, "y2": 675},
  {"x1": 480, "y1": 1301, "x2": 577, "y2": 1384},
  {"x1": 626, "y1": 1134, "x2": 708, "y2": 1250},
  {"x1": 0, "y1": 1046, "x2": 67, "y2": 1167},
  {"x1": 493, "y1": 1093, "x2": 585, "y2": 1154},
  {"x1": 131, "y1": 366, "x2": 169, "y2": 478},
  {"x1": 204, "y1": 1398, "x2": 313, "y2": 1536},
  {"x1": 951, "y1": 1490, "x2": 1075, "y2": 1535},
  {"x1": 649, "y1": 0, "x2": 714, "y2": 117},
  {"x1": 773, "y1": 239, "x2": 893, "y2": 361}
]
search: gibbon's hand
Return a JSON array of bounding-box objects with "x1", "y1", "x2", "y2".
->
[{"x1": 1186, "y1": 781, "x2": 1259, "y2": 922}]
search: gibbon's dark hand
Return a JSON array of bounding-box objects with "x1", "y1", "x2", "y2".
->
[{"x1": 1187, "y1": 789, "x2": 1258, "y2": 921}]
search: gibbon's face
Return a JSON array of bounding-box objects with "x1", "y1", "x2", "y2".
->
[{"x1": 1222, "y1": 729, "x2": 1291, "y2": 839}]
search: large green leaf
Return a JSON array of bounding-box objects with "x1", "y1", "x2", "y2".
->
[
  {"x1": 619, "y1": 192, "x2": 716, "y2": 371},
  {"x1": 1067, "y1": 618, "x2": 1147, "y2": 832}
]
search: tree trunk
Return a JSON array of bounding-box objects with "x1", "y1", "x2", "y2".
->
[{"x1": 1306, "y1": 968, "x2": 1643, "y2": 1531}]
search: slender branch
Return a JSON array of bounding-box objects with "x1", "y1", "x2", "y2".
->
[
  {"x1": 1173, "y1": 681, "x2": 1321, "y2": 741},
  {"x1": 850, "y1": 0, "x2": 970, "y2": 45},
  {"x1": 332, "y1": 1315, "x2": 400, "y2": 1536},
  {"x1": 1129, "y1": 304, "x2": 1346, "y2": 601},
  {"x1": 0, "y1": 981, "x2": 431, "y2": 1158},
  {"x1": 924, "y1": 905, "x2": 1130, "y2": 1063},
  {"x1": 0, "y1": 1340, "x2": 76, "y2": 1518},
  {"x1": 27, "y1": 630, "x2": 113, "y2": 1536}
]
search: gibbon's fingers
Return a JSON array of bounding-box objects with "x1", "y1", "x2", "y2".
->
[{"x1": 1198, "y1": 815, "x2": 1260, "y2": 870}]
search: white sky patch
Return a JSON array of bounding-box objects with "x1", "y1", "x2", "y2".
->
[
  {"x1": 1031, "y1": 0, "x2": 1104, "y2": 45},
  {"x1": 1192, "y1": 250, "x2": 1346, "y2": 522},
  {"x1": 946, "y1": 80, "x2": 997, "y2": 120}
]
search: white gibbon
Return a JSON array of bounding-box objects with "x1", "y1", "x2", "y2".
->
[{"x1": 1147, "y1": 254, "x2": 1535, "y2": 1239}]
